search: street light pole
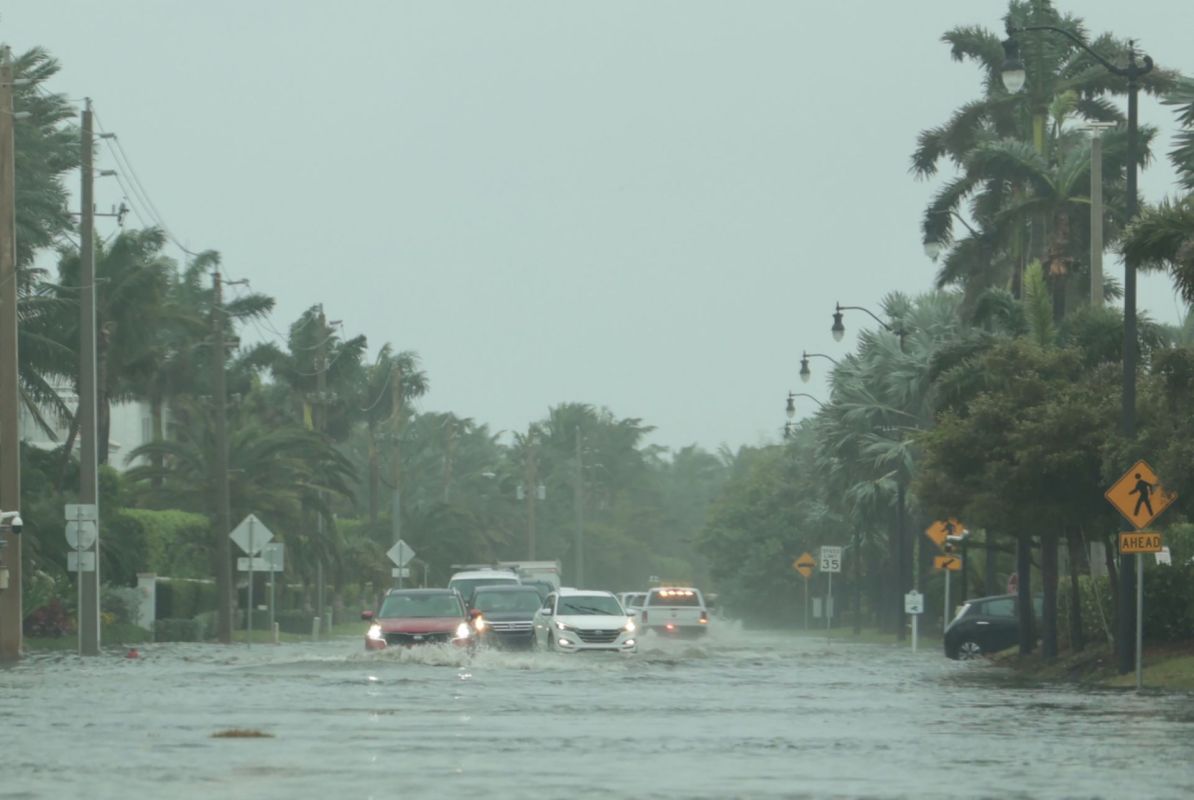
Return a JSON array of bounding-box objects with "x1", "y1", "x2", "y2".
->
[
  {"x1": 799, "y1": 351, "x2": 839, "y2": 384},
  {"x1": 1002, "y1": 24, "x2": 1153, "y2": 676}
]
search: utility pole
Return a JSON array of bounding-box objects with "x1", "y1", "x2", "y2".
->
[
  {"x1": 1087, "y1": 123, "x2": 1114, "y2": 307},
  {"x1": 77, "y1": 98, "x2": 101, "y2": 656},
  {"x1": 212, "y1": 270, "x2": 233, "y2": 643},
  {"x1": 0, "y1": 60, "x2": 23, "y2": 662},
  {"x1": 315, "y1": 307, "x2": 327, "y2": 624},
  {"x1": 390, "y1": 359, "x2": 403, "y2": 587},
  {"x1": 521, "y1": 432, "x2": 539, "y2": 560},
  {"x1": 573, "y1": 427, "x2": 584, "y2": 588}
]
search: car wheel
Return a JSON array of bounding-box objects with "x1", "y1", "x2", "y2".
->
[{"x1": 957, "y1": 640, "x2": 983, "y2": 660}]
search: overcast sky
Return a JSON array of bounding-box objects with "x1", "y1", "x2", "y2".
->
[{"x1": 5, "y1": 1, "x2": 1193, "y2": 452}]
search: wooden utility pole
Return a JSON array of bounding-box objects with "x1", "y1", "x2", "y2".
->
[
  {"x1": 315, "y1": 308, "x2": 326, "y2": 622},
  {"x1": 212, "y1": 270, "x2": 233, "y2": 643},
  {"x1": 77, "y1": 98, "x2": 101, "y2": 655},
  {"x1": 0, "y1": 61, "x2": 23, "y2": 661},
  {"x1": 522, "y1": 432, "x2": 538, "y2": 560}
]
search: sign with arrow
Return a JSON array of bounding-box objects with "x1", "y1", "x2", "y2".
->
[
  {"x1": 793, "y1": 552, "x2": 816, "y2": 580},
  {"x1": 1106, "y1": 460, "x2": 1176, "y2": 530},
  {"x1": 934, "y1": 554, "x2": 962, "y2": 572}
]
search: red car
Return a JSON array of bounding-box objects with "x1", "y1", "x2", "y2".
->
[{"x1": 362, "y1": 588, "x2": 473, "y2": 650}]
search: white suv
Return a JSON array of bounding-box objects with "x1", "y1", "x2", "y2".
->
[
  {"x1": 640, "y1": 587, "x2": 709, "y2": 637},
  {"x1": 533, "y1": 589, "x2": 637, "y2": 653}
]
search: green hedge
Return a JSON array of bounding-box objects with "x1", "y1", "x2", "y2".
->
[
  {"x1": 154, "y1": 618, "x2": 204, "y2": 642},
  {"x1": 1057, "y1": 565, "x2": 1194, "y2": 649},
  {"x1": 118, "y1": 509, "x2": 211, "y2": 578},
  {"x1": 276, "y1": 609, "x2": 318, "y2": 635},
  {"x1": 156, "y1": 579, "x2": 218, "y2": 619}
]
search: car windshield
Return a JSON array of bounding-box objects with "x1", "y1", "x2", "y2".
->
[
  {"x1": 557, "y1": 595, "x2": 623, "y2": 616},
  {"x1": 474, "y1": 590, "x2": 543, "y2": 613},
  {"x1": 379, "y1": 593, "x2": 462, "y2": 618},
  {"x1": 648, "y1": 589, "x2": 701, "y2": 606},
  {"x1": 449, "y1": 577, "x2": 519, "y2": 602}
]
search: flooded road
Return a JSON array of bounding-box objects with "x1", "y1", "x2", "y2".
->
[{"x1": 3, "y1": 627, "x2": 1193, "y2": 799}]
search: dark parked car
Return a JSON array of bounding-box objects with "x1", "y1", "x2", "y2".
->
[
  {"x1": 944, "y1": 593, "x2": 1042, "y2": 660},
  {"x1": 470, "y1": 585, "x2": 543, "y2": 648}
]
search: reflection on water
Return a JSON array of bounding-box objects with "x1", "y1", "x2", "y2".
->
[{"x1": 3, "y1": 625, "x2": 1193, "y2": 799}]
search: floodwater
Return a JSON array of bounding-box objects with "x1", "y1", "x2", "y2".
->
[{"x1": 3, "y1": 627, "x2": 1193, "y2": 799}]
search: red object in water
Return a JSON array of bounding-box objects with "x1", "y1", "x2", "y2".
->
[
  {"x1": 125, "y1": 647, "x2": 140, "y2": 659},
  {"x1": 1007, "y1": 572, "x2": 1019, "y2": 595}
]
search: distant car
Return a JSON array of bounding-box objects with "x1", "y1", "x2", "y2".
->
[
  {"x1": 363, "y1": 589, "x2": 472, "y2": 650},
  {"x1": 640, "y1": 587, "x2": 709, "y2": 637},
  {"x1": 447, "y1": 569, "x2": 521, "y2": 609},
  {"x1": 617, "y1": 592, "x2": 647, "y2": 613},
  {"x1": 532, "y1": 589, "x2": 637, "y2": 653},
  {"x1": 944, "y1": 593, "x2": 1043, "y2": 660},
  {"x1": 471, "y1": 585, "x2": 543, "y2": 649}
]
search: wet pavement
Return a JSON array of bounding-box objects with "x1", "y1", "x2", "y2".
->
[{"x1": 3, "y1": 626, "x2": 1193, "y2": 799}]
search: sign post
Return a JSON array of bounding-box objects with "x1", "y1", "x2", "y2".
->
[
  {"x1": 64, "y1": 504, "x2": 98, "y2": 657},
  {"x1": 387, "y1": 540, "x2": 416, "y2": 589},
  {"x1": 230, "y1": 514, "x2": 274, "y2": 648},
  {"x1": 1105, "y1": 460, "x2": 1176, "y2": 691},
  {"x1": 904, "y1": 590, "x2": 924, "y2": 652},
  {"x1": 819, "y1": 547, "x2": 842, "y2": 642},
  {"x1": 793, "y1": 552, "x2": 815, "y2": 630}
]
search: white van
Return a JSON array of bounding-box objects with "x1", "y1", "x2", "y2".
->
[{"x1": 448, "y1": 569, "x2": 520, "y2": 608}]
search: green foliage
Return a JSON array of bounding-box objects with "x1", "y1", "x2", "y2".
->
[
  {"x1": 155, "y1": 579, "x2": 218, "y2": 620},
  {"x1": 116, "y1": 508, "x2": 210, "y2": 578},
  {"x1": 1141, "y1": 564, "x2": 1194, "y2": 643},
  {"x1": 1056, "y1": 574, "x2": 1115, "y2": 651}
]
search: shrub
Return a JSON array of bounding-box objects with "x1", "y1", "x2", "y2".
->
[
  {"x1": 276, "y1": 609, "x2": 318, "y2": 635},
  {"x1": 194, "y1": 610, "x2": 218, "y2": 640},
  {"x1": 24, "y1": 598, "x2": 73, "y2": 638},
  {"x1": 154, "y1": 618, "x2": 203, "y2": 642},
  {"x1": 1142, "y1": 563, "x2": 1194, "y2": 643}
]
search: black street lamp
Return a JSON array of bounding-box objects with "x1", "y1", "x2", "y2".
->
[
  {"x1": 1002, "y1": 24, "x2": 1153, "y2": 677},
  {"x1": 831, "y1": 302, "x2": 908, "y2": 347},
  {"x1": 784, "y1": 392, "x2": 826, "y2": 437},
  {"x1": 923, "y1": 209, "x2": 988, "y2": 262},
  {"x1": 799, "y1": 351, "x2": 840, "y2": 384}
]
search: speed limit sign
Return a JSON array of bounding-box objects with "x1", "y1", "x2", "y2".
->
[{"x1": 819, "y1": 546, "x2": 842, "y2": 573}]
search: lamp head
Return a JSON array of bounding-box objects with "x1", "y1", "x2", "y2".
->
[
  {"x1": 1001, "y1": 37, "x2": 1027, "y2": 93},
  {"x1": 923, "y1": 240, "x2": 944, "y2": 261},
  {"x1": 831, "y1": 310, "x2": 845, "y2": 343},
  {"x1": 785, "y1": 393, "x2": 796, "y2": 420},
  {"x1": 799, "y1": 354, "x2": 811, "y2": 384}
]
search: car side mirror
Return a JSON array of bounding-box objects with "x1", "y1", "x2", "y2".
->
[
  {"x1": 541, "y1": 607, "x2": 553, "y2": 616},
  {"x1": 360, "y1": 610, "x2": 374, "y2": 621}
]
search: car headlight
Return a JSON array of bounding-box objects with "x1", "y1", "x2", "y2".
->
[
  {"x1": 624, "y1": 618, "x2": 636, "y2": 633},
  {"x1": 367, "y1": 624, "x2": 384, "y2": 641},
  {"x1": 474, "y1": 615, "x2": 487, "y2": 631},
  {"x1": 554, "y1": 620, "x2": 574, "y2": 631},
  {"x1": 455, "y1": 622, "x2": 471, "y2": 639}
]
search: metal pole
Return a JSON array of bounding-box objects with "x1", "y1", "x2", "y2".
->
[
  {"x1": 269, "y1": 547, "x2": 275, "y2": 641},
  {"x1": 574, "y1": 427, "x2": 584, "y2": 588},
  {"x1": 78, "y1": 99, "x2": 100, "y2": 656},
  {"x1": 912, "y1": 613, "x2": 918, "y2": 653},
  {"x1": 396, "y1": 542, "x2": 403, "y2": 590},
  {"x1": 803, "y1": 578, "x2": 809, "y2": 630},
  {"x1": 1135, "y1": 555, "x2": 1144, "y2": 690},
  {"x1": 943, "y1": 570, "x2": 951, "y2": 635},
  {"x1": 826, "y1": 571, "x2": 832, "y2": 643},
  {"x1": 0, "y1": 60, "x2": 22, "y2": 662},
  {"x1": 247, "y1": 516, "x2": 254, "y2": 647}
]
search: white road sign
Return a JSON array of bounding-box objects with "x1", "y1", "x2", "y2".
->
[
  {"x1": 391, "y1": 567, "x2": 411, "y2": 578},
  {"x1": 905, "y1": 590, "x2": 924, "y2": 615},
  {"x1": 819, "y1": 546, "x2": 842, "y2": 574},
  {"x1": 230, "y1": 514, "x2": 274, "y2": 556},
  {"x1": 261, "y1": 542, "x2": 285, "y2": 572},
  {"x1": 64, "y1": 503, "x2": 97, "y2": 522},
  {"x1": 387, "y1": 540, "x2": 415, "y2": 567},
  {"x1": 66, "y1": 520, "x2": 98, "y2": 550},
  {"x1": 68, "y1": 550, "x2": 97, "y2": 572},
  {"x1": 238, "y1": 557, "x2": 273, "y2": 572}
]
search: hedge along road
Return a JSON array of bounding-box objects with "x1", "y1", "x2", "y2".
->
[{"x1": 2, "y1": 627, "x2": 1193, "y2": 799}]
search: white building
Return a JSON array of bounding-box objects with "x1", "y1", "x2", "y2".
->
[{"x1": 18, "y1": 384, "x2": 156, "y2": 472}]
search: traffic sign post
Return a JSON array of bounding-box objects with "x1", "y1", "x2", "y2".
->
[
  {"x1": 387, "y1": 540, "x2": 416, "y2": 589},
  {"x1": 819, "y1": 547, "x2": 841, "y2": 642},
  {"x1": 261, "y1": 542, "x2": 284, "y2": 640},
  {"x1": 934, "y1": 554, "x2": 962, "y2": 634},
  {"x1": 230, "y1": 514, "x2": 275, "y2": 648},
  {"x1": 1105, "y1": 461, "x2": 1177, "y2": 691},
  {"x1": 65, "y1": 504, "x2": 98, "y2": 656},
  {"x1": 793, "y1": 552, "x2": 815, "y2": 630},
  {"x1": 904, "y1": 590, "x2": 924, "y2": 652}
]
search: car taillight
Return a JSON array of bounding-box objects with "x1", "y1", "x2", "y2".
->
[
  {"x1": 665, "y1": 622, "x2": 675, "y2": 631},
  {"x1": 700, "y1": 611, "x2": 708, "y2": 623},
  {"x1": 641, "y1": 610, "x2": 648, "y2": 623}
]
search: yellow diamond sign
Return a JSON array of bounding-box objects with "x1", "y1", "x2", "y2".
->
[
  {"x1": 793, "y1": 552, "x2": 815, "y2": 580},
  {"x1": 1105, "y1": 460, "x2": 1176, "y2": 530}
]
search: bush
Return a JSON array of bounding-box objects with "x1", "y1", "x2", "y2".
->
[
  {"x1": 24, "y1": 598, "x2": 73, "y2": 638},
  {"x1": 102, "y1": 586, "x2": 141, "y2": 626},
  {"x1": 1142, "y1": 563, "x2": 1194, "y2": 643},
  {"x1": 154, "y1": 617, "x2": 204, "y2": 642},
  {"x1": 194, "y1": 610, "x2": 219, "y2": 640},
  {"x1": 156, "y1": 578, "x2": 217, "y2": 619}
]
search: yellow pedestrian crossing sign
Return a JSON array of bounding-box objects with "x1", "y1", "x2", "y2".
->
[{"x1": 1105, "y1": 460, "x2": 1176, "y2": 530}]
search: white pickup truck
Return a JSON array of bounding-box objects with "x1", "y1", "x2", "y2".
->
[{"x1": 638, "y1": 587, "x2": 709, "y2": 637}]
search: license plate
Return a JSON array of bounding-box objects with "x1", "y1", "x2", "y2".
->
[{"x1": 412, "y1": 635, "x2": 424, "y2": 641}]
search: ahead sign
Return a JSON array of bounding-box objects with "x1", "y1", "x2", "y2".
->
[
  {"x1": 1119, "y1": 531, "x2": 1163, "y2": 554},
  {"x1": 819, "y1": 546, "x2": 842, "y2": 574}
]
